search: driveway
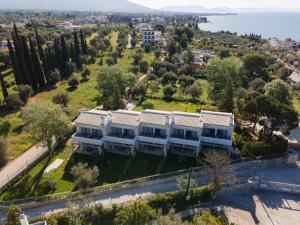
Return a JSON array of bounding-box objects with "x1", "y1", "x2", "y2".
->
[{"x1": 0, "y1": 144, "x2": 47, "y2": 190}]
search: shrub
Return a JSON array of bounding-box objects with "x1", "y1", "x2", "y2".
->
[
  {"x1": 79, "y1": 55, "x2": 89, "y2": 66},
  {"x1": 17, "y1": 84, "x2": 32, "y2": 103},
  {"x1": 142, "y1": 100, "x2": 154, "y2": 109},
  {"x1": 0, "y1": 120, "x2": 11, "y2": 136},
  {"x1": 52, "y1": 92, "x2": 70, "y2": 107},
  {"x1": 106, "y1": 57, "x2": 115, "y2": 66},
  {"x1": 70, "y1": 162, "x2": 99, "y2": 189},
  {"x1": 0, "y1": 137, "x2": 8, "y2": 168},
  {"x1": 241, "y1": 140, "x2": 271, "y2": 158},
  {"x1": 81, "y1": 67, "x2": 91, "y2": 80},
  {"x1": 129, "y1": 65, "x2": 139, "y2": 74},
  {"x1": 49, "y1": 69, "x2": 61, "y2": 85},
  {"x1": 163, "y1": 84, "x2": 177, "y2": 100},
  {"x1": 68, "y1": 76, "x2": 79, "y2": 89},
  {"x1": 65, "y1": 62, "x2": 77, "y2": 77},
  {"x1": 42, "y1": 179, "x2": 57, "y2": 193},
  {"x1": 139, "y1": 60, "x2": 149, "y2": 74},
  {"x1": 5, "y1": 93, "x2": 24, "y2": 111}
]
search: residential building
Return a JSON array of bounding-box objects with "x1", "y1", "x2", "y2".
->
[
  {"x1": 104, "y1": 110, "x2": 139, "y2": 156},
  {"x1": 287, "y1": 70, "x2": 300, "y2": 84},
  {"x1": 72, "y1": 109, "x2": 234, "y2": 158},
  {"x1": 58, "y1": 22, "x2": 81, "y2": 31},
  {"x1": 175, "y1": 49, "x2": 213, "y2": 67},
  {"x1": 142, "y1": 29, "x2": 162, "y2": 44}
]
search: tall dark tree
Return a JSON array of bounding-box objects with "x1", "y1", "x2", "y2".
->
[
  {"x1": 80, "y1": 30, "x2": 87, "y2": 55},
  {"x1": 7, "y1": 39, "x2": 23, "y2": 85},
  {"x1": 54, "y1": 38, "x2": 63, "y2": 73},
  {"x1": 70, "y1": 43, "x2": 76, "y2": 63},
  {"x1": 12, "y1": 24, "x2": 32, "y2": 86},
  {"x1": 21, "y1": 36, "x2": 38, "y2": 90},
  {"x1": 29, "y1": 39, "x2": 46, "y2": 87},
  {"x1": 0, "y1": 73, "x2": 8, "y2": 99},
  {"x1": 60, "y1": 35, "x2": 69, "y2": 76},
  {"x1": 35, "y1": 27, "x2": 47, "y2": 74},
  {"x1": 73, "y1": 32, "x2": 81, "y2": 66}
]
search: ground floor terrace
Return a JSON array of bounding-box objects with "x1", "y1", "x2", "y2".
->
[{"x1": 72, "y1": 139, "x2": 232, "y2": 158}]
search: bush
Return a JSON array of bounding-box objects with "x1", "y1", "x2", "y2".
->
[
  {"x1": 0, "y1": 120, "x2": 11, "y2": 136},
  {"x1": 17, "y1": 84, "x2": 32, "y2": 103},
  {"x1": 68, "y1": 76, "x2": 79, "y2": 89},
  {"x1": 81, "y1": 67, "x2": 91, "y2": 80},
  {"x1": 142, "y1": 100, "x2": 154, "y2": 109},
  {"x1": 5, "y1": 93, "x2": 24, "y2": 111},
  {"x1": 52, "y1": 92, "x2": 70, "y2": 106},
  {"x1": 42, "y1": 179, "x2": 57, "y2": 193},
  {"x1": 0, "y1": 137, "x2": 8, "y2": 168},
  {"x1": 241, "y1": 140, "x2": 271, "y2": 158},
  {"x1": 65, "y1": 62, "x2": 77, "y2": 77},
  {"x1": 139, "y1": 60, "x2": 149, "y2": 74},
  {"x1": 79, "y1": 55, "x2": 89, "y2": 66},
  {"x1": 49, "y1": 69, "x2": 61, "y2": 85},
  {"x1": 129, "y1": 65, "x2": 139, "y2": 74},
  {"x1": 163, "y1": 84, "x2": 177, "y2": 100},
  {"x1": 70, "y1": 162, "x2": 99, "y2": 189}
]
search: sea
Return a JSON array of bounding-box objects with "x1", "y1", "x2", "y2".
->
[{"x1": 198, "y1": 12, "x2": 300, "y2": 41}]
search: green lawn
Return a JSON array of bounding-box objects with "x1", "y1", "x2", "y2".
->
[
  {"x1": 0, "y1": 141, "x2": 197, "y2": 201},
  {"x1": 134, "y1": 79, "x2": 217, "y2": 112},
  {"x1": 293, "y1": 98, "x2": 300, "y2": 114}
]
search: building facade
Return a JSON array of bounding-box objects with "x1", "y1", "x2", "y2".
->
[
  {"x1": 72, "y1": 109, "x2": 234, "y2": 158},
  {"x1": 142, "y1": 29, "x2": 162, "y2": 44}
]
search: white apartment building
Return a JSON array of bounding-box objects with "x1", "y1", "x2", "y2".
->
[
  {"x1": 142, "y1": 29, "x2": 162, "y2": 44},
  {"x1": 72, "y1": 109, "x2": 234, "y2": 158},
  {"x1": 58, "y1": 22, "x2": 81, "y2": 31}
]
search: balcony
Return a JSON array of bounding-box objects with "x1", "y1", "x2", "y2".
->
[
  {"x1": 104, "y1": 135, "x2": 136, "y2": 146},
  {"x1": 72, "y1": 133, "x2": 104, "y2": 146},
  {"x1": 200, "y1": 136, "x2": 232, "y2": 147},
  {"x1": 169, "y1": 136, "x2": 199, "y2": 147},
  {"x1": 136, "y1": 135, "x2": 168, "y2": 145}
]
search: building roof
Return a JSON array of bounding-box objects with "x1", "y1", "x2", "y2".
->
[
  {"x1": 75, "y1": 110, "x2": 109, "y2": 126},
  {"x1": 111, "y1": 110, "x2": 140, "y2": 127},
  {"x1": 288, "y1": 71, "x2": 300, "y2": 83},
  {"x1": 173, "y1": 112, "x2": 202, "y2": 128},
  {"x1": 201, "y1": 110, "x2": 234, "y2": 127},
  {"x1": 140, "y1": 110, "x2": 171, "y2": 126}
]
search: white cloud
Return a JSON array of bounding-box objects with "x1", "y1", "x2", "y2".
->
[{"x1": 129, "y1": 0, "x2": 300, "y2": 9}]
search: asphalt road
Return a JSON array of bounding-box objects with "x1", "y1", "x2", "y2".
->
[{"x1": 1, "y1": 163, "x2": 299, "y2": 221}]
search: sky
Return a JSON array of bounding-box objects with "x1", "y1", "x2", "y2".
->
[{"x1": 129, "y1": 0, "x2": 300, "y2": 9}]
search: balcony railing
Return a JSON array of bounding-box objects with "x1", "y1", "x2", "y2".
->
[
  {"x1": 140, "y1": 133, "x2": 167, "y2": 139},
  {"x1": 171, "y1": 135, "x2": 199, "y2": 141},
  {"x1": 74, "y1": 133, "x2": 103, "y2": 140},
  {"x1": 201, "y1": 134, "x2": 231, "y2": 140},
  {"x1": 109, "y1": 133, "x2": 135, "y2": 139}
]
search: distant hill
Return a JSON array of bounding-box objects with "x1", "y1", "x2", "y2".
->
[
  {"x1": 160, "y1": 5, "x2": 236, "y2": 14},
  {"x1": 0, "y1": 0, "x2": 154, "y2": 12}
]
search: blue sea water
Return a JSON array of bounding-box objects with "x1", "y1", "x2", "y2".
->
[{"x1": 198, "y1": 12, "x2": 300, "y2": 40}]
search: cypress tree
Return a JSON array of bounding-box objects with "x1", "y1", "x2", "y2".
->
[
  {"x1": 73, "y1": 32, "x2": 80, "y2": 66},
  {"x1": 70, "y1": 43, "x2": 76, "y2": 63},
  {"x1": 7, "y1": 39, "x2": 24, "y2": 85},
  {"x1": 29, "y1": 38, "x2": 46, "y2": 87},
  {"x1": 0, "y1": 73, "x2": 8, "y2": 99},
  {"x1": 80, "y1": 30, "x2": 87, "y2": 55},
  {"x1": 21, "y1": 36, "x2": 38, "y2": 91},
  {"x1": 35, "y1": 27, "x2": 47, "y2": 74},
  {"x1": 60, "y1": 35, "x2": 68, "y2": 76},
  {"x1": 12, "y1": 25, "x2": 32, "y2": 86},
  {"x1": 54, "y1": 38, "x2": 63, "y2": 73}
]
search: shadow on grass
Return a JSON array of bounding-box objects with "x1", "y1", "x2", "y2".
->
[{"x1": 61, "y1": 152, "x2": 198, "y2": 189}]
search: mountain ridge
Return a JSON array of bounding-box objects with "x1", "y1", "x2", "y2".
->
[{"x1": 0, "y1": 0, "x2": 155, "y2": 12}]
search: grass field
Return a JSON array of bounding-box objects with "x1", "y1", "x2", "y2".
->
[{"x1": 0, "y1": 141, "x2": 197, "y2": 201}]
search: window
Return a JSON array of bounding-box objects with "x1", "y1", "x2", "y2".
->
[
  {"x1": 173, "y1": 128, "x2": 184, "y2": 138},
  {"x1": 142, "y1": 127, "x2": 153, "y2": 136},
  {"x1": 123, "y1": 129, "x2": 134, "y2": 138},
  {"x1": 203, "y1": 128, "x2": 215, "y2": 138},
  {"x1": 186, "y1": 130, "x2": 198, "y2": 140},
  {"x1": 216, "y1": 129, "x2": 228, "y2": 139},
  {"x1": 80, "y1": 127, "x2": 90, "y2": 136},
  {"x1": 92, "y1": 129, "x2": 102, "y2": 138},
  {"x1": 155, "y1": 129, "x2": 166, "y2": 138},
  {"x1": 111, "y1": 127, "x2": 122, "y2": 136}
]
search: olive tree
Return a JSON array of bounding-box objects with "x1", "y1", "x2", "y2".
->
[{"x1": 22, "y1": 102, "x2": 70, "y2": 152}]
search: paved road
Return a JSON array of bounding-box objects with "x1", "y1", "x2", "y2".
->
[
  {"x1": 0, "y1": 144, "x2": 47, "y2": 190},
  {"x1": 1, "y1": 164, "x2": 299, "y2": 221}
]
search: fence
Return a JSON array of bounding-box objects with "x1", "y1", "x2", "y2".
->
[{"x1": 254, "y1": 180, "x2": 300, "y2": 194}]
